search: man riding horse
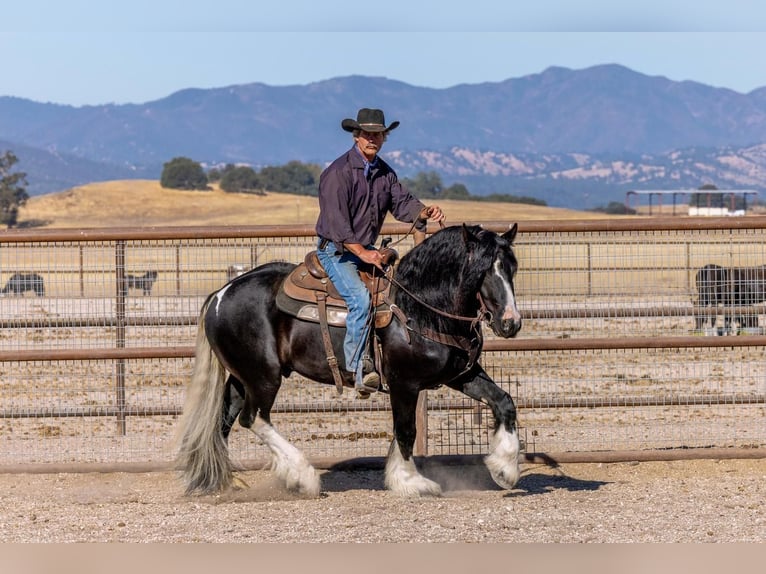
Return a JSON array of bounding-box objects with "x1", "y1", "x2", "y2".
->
[{"x1": 315, "y1": 108, "x2": 445, "y2": 397}]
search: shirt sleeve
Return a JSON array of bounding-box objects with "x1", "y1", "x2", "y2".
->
[{"x1": 388, "y1": 176, "x2": 427, "y2": 231}]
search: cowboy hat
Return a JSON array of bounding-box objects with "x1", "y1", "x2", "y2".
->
[{"x1": 341, "y1": 108, "x2": 400, "y2": 133}]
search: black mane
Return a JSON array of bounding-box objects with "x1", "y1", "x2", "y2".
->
[{"x1": 394, "y1": 225, "x2": 501, "y2": 334}]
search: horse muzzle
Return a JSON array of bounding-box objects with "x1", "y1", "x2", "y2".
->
[{"x1": 491, "y1": 317, "x2": 522, "y2": 338}]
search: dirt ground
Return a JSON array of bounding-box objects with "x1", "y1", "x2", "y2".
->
[{"x1": 1, "y1": 457, "x2": 764, "y2": 543}]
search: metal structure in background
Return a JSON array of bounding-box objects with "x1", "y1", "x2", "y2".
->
[{"x1": 0, "y1": 217, "x2": 765, "y2": 473}]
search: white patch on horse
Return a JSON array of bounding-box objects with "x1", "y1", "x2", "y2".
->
[
  {"x1": 250, "y1": 415, "x2": 321, "y2": 497},
  {"x1": 214, "y1": 284, "x2": 231, "y2": 315},
  {"x1": 484, "y1": 424, "x2": 520, "y2": 490},
  {"x1": 493, "y1": 259, "x2": 521, "y2": 321},
  {"x1": 384, "y1": 440, "x2": 442, "y2": 497}
]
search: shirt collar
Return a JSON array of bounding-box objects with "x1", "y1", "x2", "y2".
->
[{"x1": 353, "y1": 146, "x2": 378, "y2": 178}]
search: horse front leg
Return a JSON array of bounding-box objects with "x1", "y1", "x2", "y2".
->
[
  {"x1": 385, "y1": 388, "x2": 442, "y2": 497},
  {"x1": 452, "y1": 367, "x2": 521, "y2": 490}
]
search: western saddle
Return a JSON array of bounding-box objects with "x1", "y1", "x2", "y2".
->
[{"x1": 275, "y1": 248, "x2": 400, "y2": 394}]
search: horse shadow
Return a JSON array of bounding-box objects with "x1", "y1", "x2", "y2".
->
[{"x1": 320, "y1": 459, "x2": 608, "y2": 496}]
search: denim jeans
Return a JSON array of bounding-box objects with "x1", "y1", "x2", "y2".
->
[{"x1": 316, "y1": 239, "x2": 372, "y2": 383}]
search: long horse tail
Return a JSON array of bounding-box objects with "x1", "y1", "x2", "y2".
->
[{"x1": 175, "y1": 294, "x2": 232, "y2": 495}]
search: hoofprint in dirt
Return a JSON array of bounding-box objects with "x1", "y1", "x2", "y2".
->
[{"x1": 0, "y1": 459, "x2": 764, "y2": 543}]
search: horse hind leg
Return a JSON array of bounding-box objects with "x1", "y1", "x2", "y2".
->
[
  {"x1": 221, "y1": 376, "x2": 245, "y2": 440},
  {"x1": 248, "y1": 414, "x2": 321, "y2": 497}
]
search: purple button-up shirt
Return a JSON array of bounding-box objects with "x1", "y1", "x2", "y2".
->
[{"x1": 315, "y1": 147, "x2": 426, "y2": 248}]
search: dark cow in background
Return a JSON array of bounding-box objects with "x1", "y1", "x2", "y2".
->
[
  {"x1": 126, "y1": 271, "x2": 158, "y2": 295},
  {"x1": 694, "y1": 264, "x2": 727, "y2": 330},
  {"x1": 1, "y1": 272, "x2": 45, "y2": 297},
  {"x1": 694, "y1": 264, "x2": 766, "y2": 331}
]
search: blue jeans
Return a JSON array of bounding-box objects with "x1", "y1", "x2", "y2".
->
[{"x1": 316, "y1": 239, "x2": 372, "y2": 383}]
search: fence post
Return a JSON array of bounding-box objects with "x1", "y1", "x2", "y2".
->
[
  {"x1": 79, "y1": 245, "x2": 85, "y2": 297},
  {"x1": 175, "y1": 244, "x2": 181, "y2": 296},
  {"x1": 413, "y1": 230, "x2": 428, "y2": 456},
  {"x1": 115, "y1": 241, "x2": 127, "y2": 436}
]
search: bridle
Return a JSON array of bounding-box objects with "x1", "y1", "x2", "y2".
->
[{"x1": 383, "y1": 267, "x2": 490, "y2": 327}]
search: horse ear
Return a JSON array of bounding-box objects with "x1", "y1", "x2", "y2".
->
[
  {"x1": 501, "y1": 223, "x2": 518, "y2": 244},
  {"x1": 462, "y1": 224, "x2": 480, "y2": 247}
]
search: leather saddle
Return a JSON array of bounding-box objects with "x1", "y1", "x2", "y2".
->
[
  {"x1": 275, "y1": 247, "x2": 399, "y2": 395},
  {"x1": 276, "y1": 248, "x2": 398, "y2": 329}
]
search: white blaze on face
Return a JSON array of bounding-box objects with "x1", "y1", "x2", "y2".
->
[{"x1": 493, "y1": 259, "x2": 521, "y2": 322}]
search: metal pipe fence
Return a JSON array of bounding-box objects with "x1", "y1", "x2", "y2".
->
[{"x1": 1, "y1": 217, "x2": 765, "y2": 472}]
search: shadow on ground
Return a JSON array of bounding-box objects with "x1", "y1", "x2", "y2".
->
[{"x1": 319, "y1": 461, "x2": 609, "y2": 496}]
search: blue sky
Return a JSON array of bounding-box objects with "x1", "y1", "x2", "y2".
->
[{"x1": 2, "y1": 1, "x2": 765, "y2": 106}]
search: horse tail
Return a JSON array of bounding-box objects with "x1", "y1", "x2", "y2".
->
[{"x1": 175, "y1": 294, "x2": 233, "y2": 495}]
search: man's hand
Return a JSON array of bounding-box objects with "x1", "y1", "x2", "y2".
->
[
  {"x1": 357, "y1": 248, "x2": 384, "y2": 269},
  {"x1": 420, "y1": 205, "x2": 445, "y2": 223},
  {"x1": 346, "y1": 243, "x2": 384, "y2": 269}
]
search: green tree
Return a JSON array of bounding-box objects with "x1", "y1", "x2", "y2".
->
[
  {"x1": 207, "y1": 167, "x2": 221, "y2": 183},
  {"x1": 220, "y1": 165, "x2": 262, "y2": 193},
  {"x1": 442, "y1": 182, "x2": 470, "y2": 200},
  {"x1": 589, "y1": 201, "x2": 637, "y2": 215},
  {"x1": 0, "y1": 151, "x2": 29, "y2": 228},
  {"x1": 160, "y1": 157, "x2": 209, "y2": 190},
  {"x1": 258, "y1": 161, "x2": 321, "y2": 195},
  {"x1": 402, "y1": 171, "x2": 444, "y2": 199}
]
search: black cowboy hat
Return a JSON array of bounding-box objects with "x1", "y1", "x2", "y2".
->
[{"x1": 341, "y1": 108, "x2": 400, "y2": 133}]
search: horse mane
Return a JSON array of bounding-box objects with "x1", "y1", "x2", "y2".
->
[{"x1": 393, "y1": 225, "x2": 500, "y2": 334}]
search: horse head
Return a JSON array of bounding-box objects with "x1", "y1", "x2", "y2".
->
[{"x1": 462, "y1": 223, "x2": 522, "y2": 339}]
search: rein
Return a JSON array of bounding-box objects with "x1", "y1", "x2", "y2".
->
[{"x1": 383, "y1": 267, "x2": 489, "y2": 326}]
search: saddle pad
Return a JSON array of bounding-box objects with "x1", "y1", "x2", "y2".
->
[{"x1": 275, "y1": 289, "x2": 345, "y2": 326}]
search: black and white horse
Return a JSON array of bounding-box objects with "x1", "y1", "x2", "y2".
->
[{"x1": 177, "y1": 224, "x2": 523, "y2": 497}]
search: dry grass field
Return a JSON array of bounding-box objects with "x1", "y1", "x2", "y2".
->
[{"x1": 17, "y1": 179, "x2": 622, "y2": 228}]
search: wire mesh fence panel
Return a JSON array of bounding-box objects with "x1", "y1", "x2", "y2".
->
[{"x1": 515, "y1": 227, "x2": 766, "y2": 338}]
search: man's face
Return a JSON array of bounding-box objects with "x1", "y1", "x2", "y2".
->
[{"x1": 356, "y1": 130, "x2": 385, "y2": 161}]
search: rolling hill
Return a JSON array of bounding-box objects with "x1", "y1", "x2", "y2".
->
[{"x1": 17, "y1": 180, "x2": 615, "y2": 229}]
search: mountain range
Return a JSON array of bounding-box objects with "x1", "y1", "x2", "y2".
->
[{"x1": 2, "y1": 64, "x2": 766, "y2": 209}]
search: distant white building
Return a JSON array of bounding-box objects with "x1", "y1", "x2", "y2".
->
[
  {"x1": 687, "y1": 206, "x2": 729, "y2": 216},
  {"x1": 625, "y1": 189, "x2": 758, "y2": 216}
]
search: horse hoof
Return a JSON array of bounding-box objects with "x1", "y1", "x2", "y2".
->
[{"x1": 232, "y1": 476, "x2": 250, "y2": 490}]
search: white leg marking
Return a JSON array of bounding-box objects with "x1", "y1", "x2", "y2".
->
[
  {"x1": 384, "y1": 440, "x2": 442, "y2": 497},
  {"x1": 214, "y1": 284, "x2": 231, "y2": 315},
  {"x1": 484, "y1": 424, "x2": 521, "y2": 490},
  {"x1": 250, "y1": 415, "x2": 321, "y2": 497},
  {"x1": 493, "y1": 260, "x2": 521, "y2": 321}
]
